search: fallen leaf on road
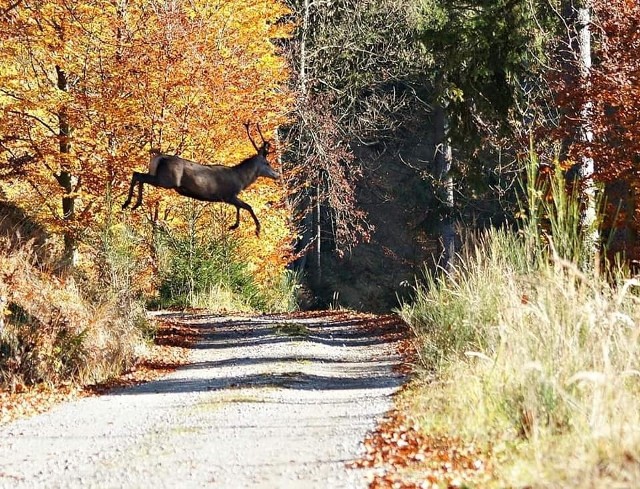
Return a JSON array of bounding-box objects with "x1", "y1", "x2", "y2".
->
[{"x1": 350, "y1": 410, "x2": 493, "y2": 488}]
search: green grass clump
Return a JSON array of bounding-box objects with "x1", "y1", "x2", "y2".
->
[
  {"x1": 273, "y1": 322, "x2": 309, "y2": 337},
  {"x1": 401, "y1": 155, "x2": 640, "y2": 487}
]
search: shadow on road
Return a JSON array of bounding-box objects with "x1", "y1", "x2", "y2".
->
[
  {"x1": 117, "y1": 371, "x2": 404, "y2": 395},
  {"x1": 113, "y1": 312, "x2": 408, "y2": 396}
]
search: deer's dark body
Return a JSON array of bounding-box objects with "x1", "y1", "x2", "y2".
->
[{"x1": 122, "y1": 124, "x2": 279, "y2": 236}]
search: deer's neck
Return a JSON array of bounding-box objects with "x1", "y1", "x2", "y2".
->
[{"x1": 233, "y1": 157, "x2": 260, "y2": 190}]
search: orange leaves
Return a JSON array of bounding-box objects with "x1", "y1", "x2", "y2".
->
[
  {"x1": 352, "y1": 411, "x2": 492, "y2": 489},
  {"x1": 0, "y1": 384, "x2": 82, "y2": 426},
  {"x1": 584, "y1": 1, "x2": 640, "y2": 260},
  {"x1": 546, "y1": 0, "x2": 640, "y2": 261},
  {"x1": 130, "y1": 0, "x2": 291, "y2": 158},
  {"x1": 1, "y1": 0, "x2": 294, "y2": 291}
]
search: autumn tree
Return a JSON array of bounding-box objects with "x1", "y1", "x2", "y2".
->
[
  {"x1": 0, "y1": 0, "x2": 113, "y2": 266},
  {"x1": 558, "y1": 0, "x2": 640, "y2": 261},
  {"x1": 0, "y1": 0, "x2": 294, "y2": 296},
  {"x1": 282, "y1": 0, "x2": 424, "y2": 276}
]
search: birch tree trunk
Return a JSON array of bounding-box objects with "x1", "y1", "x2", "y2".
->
[
  {"x1": 433, "y1": 103, "x2": 455, "y2": 271},
  {"x1": 576, "y1": 2, "x2": 599, "y2": 267}
]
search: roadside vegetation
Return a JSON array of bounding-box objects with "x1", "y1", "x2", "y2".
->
[
  {"x1": 0, "y1": 203, "x2": 301, "y2": 394},
  {"x1": 0, "y1": 235, "x2": 145, "y2": 391},
  {"x1": 400, "y1": 155, "x2": 640, "y2": 487}
]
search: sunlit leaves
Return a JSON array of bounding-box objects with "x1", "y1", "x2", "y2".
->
[{"x1": 0, "y1": 0, "x2": 294, "y2": 292}]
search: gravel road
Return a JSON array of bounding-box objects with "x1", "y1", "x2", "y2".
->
[{"x1": 0, "y1": 312, "x2": 406, "y2": 488}]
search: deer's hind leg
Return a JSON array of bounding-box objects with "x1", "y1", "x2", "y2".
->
[
  {"x1": 123, "y1": 172, "x2": 157, "y2": 210},
  {"x1": 122, "y1": 173, "x2": 139, "y2": 209}
]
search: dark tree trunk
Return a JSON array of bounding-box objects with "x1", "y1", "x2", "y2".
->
[
  {"x1": 433, "y1": 102, "x2": 455, "y2": 271},
  {"x1": 55, "y1": 64, "x2": 77, "y2": 269}
]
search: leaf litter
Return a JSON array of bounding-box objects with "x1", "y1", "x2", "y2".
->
[
  {"x1": 349, "y1": 319, "x2": 494, "y2": 489},
  {"x1": 351, "y1": 410, "x2": 493, "y2": 488}
]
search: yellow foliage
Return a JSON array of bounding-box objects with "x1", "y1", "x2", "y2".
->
[{"x1": 0, "y1": 0, "x2": 294, "y2": 299}]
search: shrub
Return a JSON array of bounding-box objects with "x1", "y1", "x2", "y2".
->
[
  {"x1": 154, "y1": 222, "x2": 266, "y2": 310},
  {"x1": 152, "y1": 205, "x2": 300, "y2": 312}
]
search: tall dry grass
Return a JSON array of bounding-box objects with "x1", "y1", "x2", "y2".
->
[
  {"x1": 0, "y1": 237, "x2": 147, "y2": 390},
  {"x1": 401, "y1": 156, "x2": 640, "y2": 487}
]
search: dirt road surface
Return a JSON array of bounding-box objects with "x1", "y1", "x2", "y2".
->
[{"x1": 0, "y1": 312, "x2": 406, "y2": 488}]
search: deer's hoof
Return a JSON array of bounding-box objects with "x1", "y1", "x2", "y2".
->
[{"x1": 228, "y1": 224, "x2": 239, "y2": 231}]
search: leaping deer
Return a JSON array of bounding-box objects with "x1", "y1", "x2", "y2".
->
[{"x1": 122, "y1": 123, "x2": 279, "y2": 236}]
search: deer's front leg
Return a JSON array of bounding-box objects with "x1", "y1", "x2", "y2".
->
[
  {"x1": 229, "y1": 206, "x2": 241, "y2": 230},
  {"x1": 131, "y1": 177, "x2": 144, "y2": 210},
  {"x1": 122, "y1": 173, "x2": 138, "y2": 209},
  {"x1": 229, "y1": 197, "x2": 260, "y2": 237},
  {"x1": 123, "y1": 172, "x2": 156, "y2": 211}
]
